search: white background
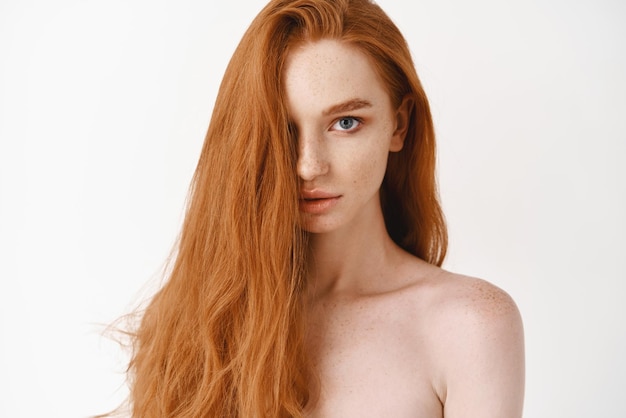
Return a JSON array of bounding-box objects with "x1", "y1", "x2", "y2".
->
[{"x1": 1, "y1": 0, "x2": 624, "y2": 417}]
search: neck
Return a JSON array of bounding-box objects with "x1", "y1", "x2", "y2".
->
[{"x1": 305, "y1": 196, "x2": 401, "y2": 299}]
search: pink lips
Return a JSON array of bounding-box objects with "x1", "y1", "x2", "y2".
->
[{"x1": 299, "y1": 190, "x2": 341, "y2": 214}]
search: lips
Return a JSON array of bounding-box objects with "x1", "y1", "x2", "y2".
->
[{"x1": 299, "y1": 190, "x2": 341, "y2": 214}]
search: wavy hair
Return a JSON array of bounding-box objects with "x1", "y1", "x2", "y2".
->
[{"x1": 117, "y1": 0, "x2": 447, "y2": 416}]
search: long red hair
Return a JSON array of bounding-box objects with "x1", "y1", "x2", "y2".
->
[{"x1": 118, "y1": 0, "x2": 446, "y2": 416}]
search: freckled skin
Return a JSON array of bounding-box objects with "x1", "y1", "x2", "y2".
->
[
  {"x1": 284, "y1": 40, "x2": 525, "y2": 418},
  {"x1": 284, "y1": 40, "x2": 402, "y2": 234}
]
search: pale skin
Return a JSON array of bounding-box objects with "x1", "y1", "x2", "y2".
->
[{"x1": 284, "y1": 39, "x2": 525, "y2": 417}]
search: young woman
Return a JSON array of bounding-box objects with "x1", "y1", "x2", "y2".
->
[{"x1": 117, "y1": 0, "x2": 525, "y2": 416}]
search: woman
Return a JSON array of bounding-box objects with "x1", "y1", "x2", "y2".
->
[{"x1": 118, "y1": 0, "x2": 525, "y2": 416}]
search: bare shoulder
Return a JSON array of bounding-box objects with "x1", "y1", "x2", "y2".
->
[
  {"x1": 392, "y1": 257, "x2": 521, "y2": 324},
  {"x1": 388, "y1": 259, "x2": 524, "y2": 357},
  {"x1": 384, "y1": 254, "x2": 524, "y2": 417},
  {"x1": 414, "y1": 269, "x2": 525, "y2": 417},
  {"x1": 426, "y1": 270, "x2": 522, "y2": 326}
]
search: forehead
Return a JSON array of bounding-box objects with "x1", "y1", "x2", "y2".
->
[{"x1": 283, "y1": 39, "x2": 390, "y2": 115}]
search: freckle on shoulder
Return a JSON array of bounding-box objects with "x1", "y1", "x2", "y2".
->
[{"x1": 431, "y1": 271, "x2": 521, "y2": 321}]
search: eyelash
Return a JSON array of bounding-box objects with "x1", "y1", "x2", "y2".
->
[{"x1": 331, "y1": 116, "x2": 363, "y2": 132}]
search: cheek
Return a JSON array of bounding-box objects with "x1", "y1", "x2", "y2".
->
[{"x1": 348, "y1": 142, "x2": 390, "y2": 189}]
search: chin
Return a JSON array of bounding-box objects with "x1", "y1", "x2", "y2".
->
[{"x1": 299, "y1": 216, "x2": 341, "y2": 234}]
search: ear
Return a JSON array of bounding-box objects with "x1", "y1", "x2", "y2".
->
[{"x1": 389, "y1": 95, "x2": 414, "y2": 152}]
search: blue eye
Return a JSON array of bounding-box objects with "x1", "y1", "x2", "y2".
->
[{"x1": 333, "y1": 117, "x2": 361, "y2": 131}]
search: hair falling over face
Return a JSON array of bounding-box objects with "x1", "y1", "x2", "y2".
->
[{"x1": 105, "y1": 0, "x2": 447, "y2": 417}]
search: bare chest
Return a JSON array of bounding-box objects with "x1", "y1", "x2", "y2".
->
[{"x1": 304, "y1": 299, "x2": 442, "y2": 418}]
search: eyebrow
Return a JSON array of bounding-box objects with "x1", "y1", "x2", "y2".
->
[{"x1": 322, "y1": 98, "x2": 373, "y2": 116}]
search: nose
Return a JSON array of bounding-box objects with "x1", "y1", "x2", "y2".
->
[{"x1": 297, "y1": 131, "x2": 329, "y2": 181}]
